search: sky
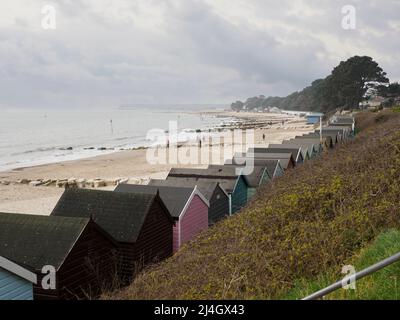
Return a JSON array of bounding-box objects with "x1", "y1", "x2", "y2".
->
[{"x1": 0, "y1": 0, "x2": 399, "y2": 108}]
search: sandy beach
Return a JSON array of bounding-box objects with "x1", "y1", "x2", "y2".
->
[{"x1": 0, "y1": 111, "x2": 314, "y2": 215}]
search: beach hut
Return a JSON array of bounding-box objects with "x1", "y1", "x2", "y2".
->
[
  {"x1": 280, "y1": 142, "x2": 317, "y2": 158},
  {"x1": 269, "y1": 144, "x2": 311, "y2": 160},
  {"x1": 330, "y1": 115, "x2": 354, "y2": 122},
  {"x1": 0, "y1": 212, "x2": 117, "y2": 300},
  {"x1": 229, "y1": 157, "x2": 284, "y2": 179},
  {"x1": 303, "y1": 132, "x2": 339, "y2": 146},
  {"x1": 249, "y1": 147, "x2": 304, "y2": 164},
  {"x1": 264, "y1": 159, "x2": 285, "y2": 178},
  {"x1": 0, "y1": 256, "x2": 37, "y2": 300},
  {"x1": 329, "y1": 116, "x2": 355, "y2": 132},
  {"x1": 285, "y1": 138, "x2": 324, "y2": 154},
  {"x1": 305, "y1": 113, "x2": 324, "y2": 124},
  {"x1": 149, "y1": 179, "x2": 230, "y2": 225},
  {"x1": 114, "y1": 184, "x2": 209, "y2": 253},
  {"x1": 51, "y1": 189, "x2": 174, "y2": 282},
  {"x1": 296, "y1": 134, "x2": 334, "y2": 149},
  {"x1": 331, "y1": 122, "x2": 355, "y2": 132},
  {"x1": 208, "y1": 165, "x2": 270, "y2": 199},
  {"x1": 244, "y1": 151, "x2": 296, "y2": 170},
  {"x1": 317, "y1": 127, "x2": 351, "y2": 140},
  {"x1": 317, "y1": 128, "x2": 348, "y2": 140},
  {"x1": 167, "y1": 167, "x2": 249, "y2": 215},
  {"x1": 313, "y1": 129, "x2": 343, "y2": 143}
]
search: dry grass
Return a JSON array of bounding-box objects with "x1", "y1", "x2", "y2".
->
[{"x1": 106, "y1": 110, "x2": 400, "y2": 300}]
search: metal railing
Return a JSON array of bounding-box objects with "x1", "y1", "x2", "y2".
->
[{"x1": 302, "y1": 252, "x2": 400, "y2": 300}]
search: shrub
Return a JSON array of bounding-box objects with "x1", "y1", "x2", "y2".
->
[{"x1": 107, "y1": 111, "x2": 400, "y2": 300}]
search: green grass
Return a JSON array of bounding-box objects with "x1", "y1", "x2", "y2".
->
[
  {"x1": 392, "y1": 106, "x2": 400, "y2": 113},
  {"x1": 284, "y1": 229, "x2": 400, "y2": 300}
]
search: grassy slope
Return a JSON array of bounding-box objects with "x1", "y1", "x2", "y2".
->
[
  {"x1": 285, "y1": 229, "x2": 400, "y2": 300},
  {"x1": 108, "y1": 110, "x2": 400, "y2": 300}
]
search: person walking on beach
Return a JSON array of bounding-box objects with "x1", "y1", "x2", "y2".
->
[{"x1": 262, "y1": 133, "x2": 266, "y2": 141}]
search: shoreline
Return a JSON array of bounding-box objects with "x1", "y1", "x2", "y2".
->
[
  {"x1": 0, "y1": 110, "x2": 315, "y2": 215},
  {"x1": 0, "y1": 110, "x2": 306, "y2": 175}
]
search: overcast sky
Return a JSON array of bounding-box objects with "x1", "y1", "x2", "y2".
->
[{"x1": 0, "y1": 0, "x2": 399, "y2": 108}]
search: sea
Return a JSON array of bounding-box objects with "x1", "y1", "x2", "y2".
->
[{"x1": 0, "y1": 105, "x2": 233, "y2": 172}]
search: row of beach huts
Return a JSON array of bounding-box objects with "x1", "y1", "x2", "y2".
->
[{"x1": 0, "y1": 115, "x2": 355, "y2": 300}]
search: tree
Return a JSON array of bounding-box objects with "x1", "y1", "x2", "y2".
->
[
  {"x1": 230, "y1": 55, "x2": 389, "y2": 113},
  {"x1": 325, "y1": 56, "x2": 389, "y2": 109},
  {"x1": 378, "y1": 82, "x2": 400, "y2": 98},
  {"x1": 244, "y1": 96, "x2": 264, "y2": 109},
  {"x1": 231, "y1": 100, "x2": 244, "y2": 111}
]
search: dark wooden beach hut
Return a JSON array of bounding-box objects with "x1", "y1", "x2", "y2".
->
[
  {"x1": 167, "y1": 167, "x2": 249, "y2": 215},
  {"x1": 0, "y1": 212, "x2": 117, "y2": 300},
  {"x1": 149, "y1": 179, "x2": 230, "y2": 225},
  {"x1": 51, "y1": 189, "x2": 174, "y2": 282},
  {"x1": 248, "y1": 147, "x2": 304, "y2": 165},
  {"x1": 114, "y1": 184, "x2": 209, "y2": 253}
]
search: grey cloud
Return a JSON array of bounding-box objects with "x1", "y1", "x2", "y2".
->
[{"x1": 0, "y1": 0, "x2": 398, "y2": 108}]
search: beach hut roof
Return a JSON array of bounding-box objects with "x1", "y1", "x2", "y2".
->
[
  {"x1": 288, "y1": 138, "x2": 324, "y2": 145},
  {"x1": 0, "y1": 212, "x2": 90, "y2": 271},
  {"x1": 231, "y1": 155, "x2": 283, "y2": 176},
  {"x1": 285, "y1": 139, "x2": 324, "y2": 152},
  {"x1": 167, "y1": 168, "x2": 238, "y2": 193},
  {"x1": 330, "y1": 118, "x2": 354, "y2": 125},
  {"x1": 0, "y1": 256, "x2": 37, "y2": 285},
  {"x1": 209, "y1": 165, "x2": 269, "y2": 188},
  {"x1": 304, "y1": 132, "x2": 337, "y2": 143},
  {"x1": 114, "y1": 184, "x2": 209, "y2": 219},
  {"x1": 268, "y1": 144, "x2": 309, "y2": 159},
  {"x1": 149, "y1": 178, "x2": 228, "y2": 201},
  {"x1": 315, "y1": 128, "x2": 346, "y2": 135},
  {"x1": 297, "y1": 134, "x2": 332, "y2": 144},
  {"x1": 285, "y1": 141, "x2": 316, "y2": 157},
  {"x1": 249, "y1": 147, "x2": 302, "y2": 162},
  {"x1": 328, "y1": 122, "x2": 354, "y2": 128},
  {"x1": 52, "y1": 189, "x2": 167, "y2": 243},
  {"x1": 168, "y1": 167, "x2": 240, "y2": 179},
  {"x1": 324, "y1": 126, "x2": 351, "y2": 132},
  {"x1": 244, "y1": 152, "x2": 294, "y2": 169},
  {"x1": 263, "y1": 160, "x2": 281, "y2": 177}
]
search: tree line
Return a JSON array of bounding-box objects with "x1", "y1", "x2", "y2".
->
[{"x1": 231, "y1": 56, "x2": 399, "y2": 113}]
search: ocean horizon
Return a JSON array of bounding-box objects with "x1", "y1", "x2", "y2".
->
[{"x1": 0, "y1": 105, "x2": 231, "y2": 172}]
